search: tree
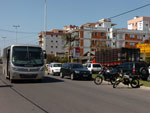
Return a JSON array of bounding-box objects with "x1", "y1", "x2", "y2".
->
[{"x1": 62, "y1": 32, "x2": 78, "y2": 62}]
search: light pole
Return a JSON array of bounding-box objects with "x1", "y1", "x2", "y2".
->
[
  {"x1": 43, "y1": 0, "x2": 47, "y2": 50},
  {"x1": 13, "y1": 25, "x2": 20, "y2": 44}
]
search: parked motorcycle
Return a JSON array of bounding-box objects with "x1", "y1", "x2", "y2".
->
[
  {"x1": 113, "y1": 72, "x2": 140, "y2": 88},
  {"x1": 94, "y1": 67, "x2": 119, "y2": 85}
]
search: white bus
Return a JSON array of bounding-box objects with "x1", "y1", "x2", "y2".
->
[{"x1": 2, "y1": 44, "x2": 46, "y2": 82}]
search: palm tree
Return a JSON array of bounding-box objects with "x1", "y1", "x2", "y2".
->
[{"x1": 62, "y1": 32, "x2": 78, "y2": 62}]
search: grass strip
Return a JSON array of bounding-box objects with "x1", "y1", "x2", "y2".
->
[{"x1": 92, "y1": 74, "x2": 150, "y2": 87}]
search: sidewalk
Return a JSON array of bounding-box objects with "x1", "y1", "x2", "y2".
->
[{"x1": 140, "y1": 86, "x2": 150, "y2": 90}]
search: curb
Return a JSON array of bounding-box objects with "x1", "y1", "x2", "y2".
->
[{"x1": 140, "y1": 86, "x2": 150, "y2": 90}]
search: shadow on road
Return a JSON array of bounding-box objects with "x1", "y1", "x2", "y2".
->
[
  {"x1": 0, "y1": 84, "x2": 12, "y2": 88},
  {"x1": 113, "y1": 86, "x2": 141, "y2": 89},
  {"x1": 12, "y1": 76, "x2": 64, "y2": 84},
  {"x1": 42, "y1": 76, "x2": 64, "y2": 83}
]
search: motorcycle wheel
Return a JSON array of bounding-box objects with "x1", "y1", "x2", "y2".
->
[
  {"x1": 110, "y1": 78, "x2": 116, "y2": 85},
  {"x1": 113, "y1": 81, "x2": 120, "y2": 88},
  {"x1": 130, "y1": 79, "x2": 139, "y2": 88},
  {"x1": 94, "y1": 76, "x2": 103, "y2": 85}
]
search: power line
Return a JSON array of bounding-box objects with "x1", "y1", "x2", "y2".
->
[
  {"x1": 108, "y1": 3, "x2": 150, "y2": 19},
  {"x1": 0, "y1": 28, "x2": 39, "y2": 34}
]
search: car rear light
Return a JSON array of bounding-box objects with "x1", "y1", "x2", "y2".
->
[
  {"x1": 132, "y1": 63, "x2": 136, "y2": 74},
  {"x1": 132, "y1": 68, "x2": 135, "y2": 74}
]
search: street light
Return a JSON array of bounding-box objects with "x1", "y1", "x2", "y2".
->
[
  {"x1": 13, "y1": 25, "x2": 20, "y2": 44},
  {"x1": 43, "y1": 0, "x2": 47, "y2": 50}
]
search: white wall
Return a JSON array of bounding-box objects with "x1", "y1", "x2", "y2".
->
[
  {"x1": 45, "y1": 35, "x2": 65, "y2": 55},
  {"x1": 128, "y1": 24, "x2": 133, "y2": 30},
  {"x1": 83, "y1": 30, "x2": 91, "y2": 55}
]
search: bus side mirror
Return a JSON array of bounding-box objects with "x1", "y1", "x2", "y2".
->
[
  {"x1": 7, "y1": 49, "x2": 10, "y2": 59},
  {"x1": 43, "y1": 50, "x2": 47, "y2": 59},
  {"x1": 44, "y1": 53, "x2": 47, "y2": 59}
]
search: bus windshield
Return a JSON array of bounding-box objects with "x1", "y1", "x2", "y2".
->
[{"x1": 12, "y1": 46, "x2": 44, "y2": 66}]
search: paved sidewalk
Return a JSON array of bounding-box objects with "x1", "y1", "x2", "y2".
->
[{"x1": 140, "y1": 86, "x2": 150, "y2": 90}]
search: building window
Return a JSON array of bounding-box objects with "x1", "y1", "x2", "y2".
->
[
  {"x1": 51, "y1": 35, "x2": 53, "y2": 37},
  {"x1": 75, "y1": 41, "x2": 80, "y2": 46},
  {"x1": 92, "y1": 32, "x2": 98, "y2": 36},
  {"x1": 113, "y1": 33, "x2": 116, "y2": 37},
  {"x1": 99, "y1": 24, "x2": 102, "y2": 26},
  {"x1": 51, "y1": 40, "x2": 53, "y2": 42},
  {"x1": 118, "y1": 34, "x2": 123, "y2": 39},
  {"x1": 56, "y1": 46, "x2": 58, "y2": 48},
  {"x1": 56, "y1": 41, "x2": 58, "y2": 43},
  {"x1": 51, "y1": 46, "x2": 53, "y2": 48},
  {"x1": 130, "y1": 42, "x2": 135, "y2": 46},
  {"x1": 95, "y1": 32, "x2": 97, "y2": 36},
  {"x1": 51, "y1": 51, "x2": 53, "y2": 54},
  {"x1": 137, "y1": 35, "x2": 142, "y2": 40},
  {"x1": 130, "y1": 34, "x2": 134, "y2": 38},
  {"x1": 101, "y1": 32, "x2": 105, "y2": 36}
]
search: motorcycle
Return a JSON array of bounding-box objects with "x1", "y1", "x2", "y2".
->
[
  {"x1": 113, "y1": 72, "x2": 140, "y2": 88},
  {"x1": 94, "y1": 67, "x2": 119, "y2": 85}
]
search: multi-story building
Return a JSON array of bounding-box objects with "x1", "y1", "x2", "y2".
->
[
  {"x1": 38, "y1": 16, "x2": 150, "y2": 63},
  {"x1": 38, "y1": 25, "x2": 78, "y2": 56},
  {"x1": 38, "y1": 29, "x2": 67, "y2": 56},
  {"x1": 70, "y1": 17, "x2": 150, "y2": 62},
  {"x1": 128, "y1": 16, "x2": 150, "y2": 31}
]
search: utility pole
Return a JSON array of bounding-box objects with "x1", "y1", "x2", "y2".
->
[
  {"x1": 13, "y1": 25, "x2": 20, "y2": 44},
  {"x1": 43, "y1": 0, "x2": 47, "y2": 50},
  {"x1": 89, "y1": 25, "x2": 93, "y2": 63}
]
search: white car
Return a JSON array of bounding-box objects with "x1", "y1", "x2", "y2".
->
[
  {"x1": 48, "y1": 63, "x2": 62, "y2": 75},
  {"x1": 86, "y1": 63, "x2": 102, "y2": 74}
]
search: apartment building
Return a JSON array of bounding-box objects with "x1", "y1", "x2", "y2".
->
[
  {"x1": 38, "y1": 16, "x2": 150, "y2": 62},
  {"x1": 38, "y1": 29, "x2": 67, "y2": 56},
  {"x1": 38, "y1": 25, "x2": 78, "y2": 56},
  {"x1": 128, "y1": 16, "x2": 150, "y2": 31},
  {"x1": 71, "y1": 17, "x2": 150, "y2": 62}
]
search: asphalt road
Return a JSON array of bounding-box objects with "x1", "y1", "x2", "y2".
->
[{"x1": 0, "y1": 66, "x2": 150, "y2": 113}]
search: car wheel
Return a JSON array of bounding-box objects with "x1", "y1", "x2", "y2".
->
[
  {"x1": 140, "y1": 68, "x2": 149, "y2": 80},
  {"x1": 10, "y1": 79, "x2": 15, "y2": 83},
  {"x1": 52, "y1": 70, "x2": 55, "y2": 76},
  {"x1": 60, "y1": 72, "x2": 64, "y2": 78},
  {"x1": 71, "y1": 73, "x2": 75, "y2": 80}
]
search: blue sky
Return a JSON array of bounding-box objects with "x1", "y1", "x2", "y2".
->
[{"x1": 0, "y1": 0, "x2": 150, "y2": 55}]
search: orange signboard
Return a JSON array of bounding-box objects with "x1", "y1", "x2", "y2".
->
[{"x1": 137, "y1": 44, "x2": 150, "y2": 53}]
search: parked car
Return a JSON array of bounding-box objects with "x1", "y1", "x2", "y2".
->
[
  {"x1": 85, "y1": 63, "x2": 102, "y2": 74},
  {"x1": 60, "y1": 63, "x2": 92, "y2": 80},
  {"x1": 48, "y1": 63, "x2": 62, "y2": 75},
  {"x1": 116, "y1": 61, "x2": 149, "y2": 80}
]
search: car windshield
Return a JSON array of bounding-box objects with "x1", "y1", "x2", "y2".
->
[
  {"x1": 53, "y1": 64, "x2": 62, "y2": 67},
  {"x1": 72, "y1": 64, "x2": 84, "y2": 68},
  {"x1": 12, "y1": 46, "x2": 44, "y2": 67}
]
